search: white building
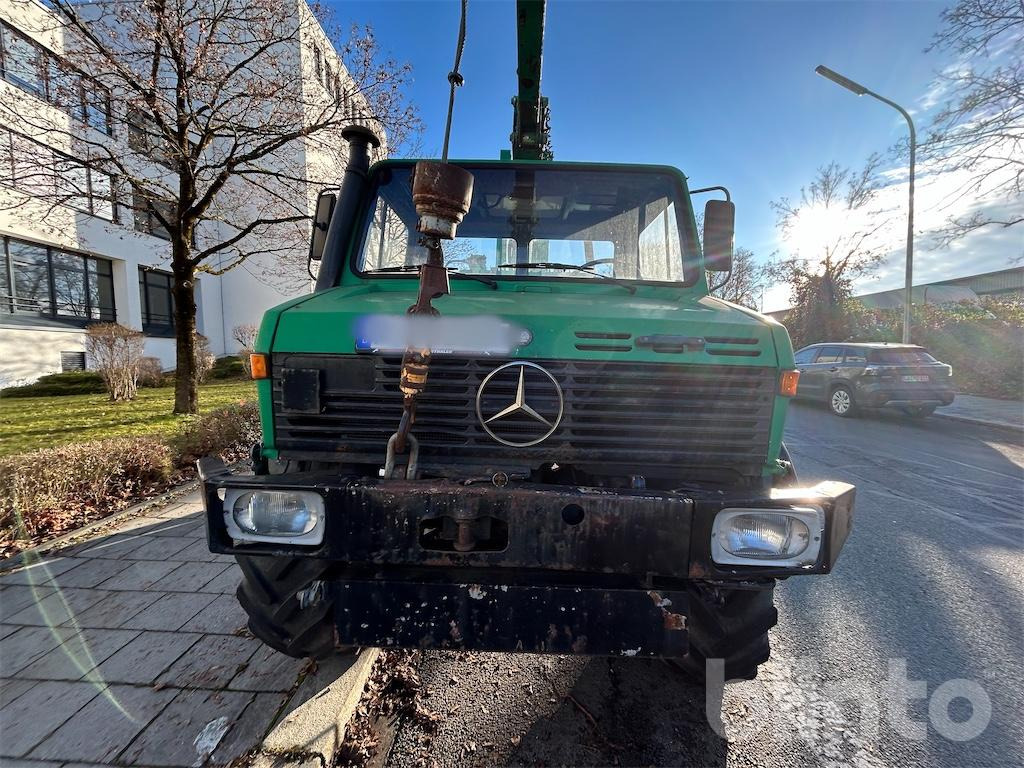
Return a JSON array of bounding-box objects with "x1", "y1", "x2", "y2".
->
[{"x1": 0, "y1": 0, "x2": 379, "y2": 386}]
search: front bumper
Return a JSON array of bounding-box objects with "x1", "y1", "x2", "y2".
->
[{"x1": 200, "y1": 459, "x2": 854, "y2": 656}]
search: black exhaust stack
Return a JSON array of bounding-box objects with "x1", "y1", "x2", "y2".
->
[{"x1": 314, "y1": 125, "x2": 382, "y2": 292}]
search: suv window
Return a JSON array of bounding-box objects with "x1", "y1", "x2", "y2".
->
[
  {"x1": 867, "y1": 348, "x2": 937, "y2": 364},
  {"x1": 815, "y1": 346, "x2": 843, "y2": 364},
  {"x1": 793, "y1": 347, "x2": 818, "y2": 364},
  {"x1": 844, "y1": 347, "x2": 867, "y2": 363}
]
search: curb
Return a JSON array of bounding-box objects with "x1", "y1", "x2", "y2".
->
[
  {"x1": 0, "y1": 478, "x2": 200, "y2": 572},
  {"x1": 933, "y1": 411, "x2": 1024, "y2": 437},
  {"x1": 255, "y1": 647, "x2": 381, "y2": 767}
]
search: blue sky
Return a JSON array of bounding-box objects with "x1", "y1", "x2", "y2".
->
[{"x1": 331, "y1": 0, "x2": 1020, "y2": 309}]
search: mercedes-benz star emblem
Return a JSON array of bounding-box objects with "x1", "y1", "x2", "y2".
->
[{"x1": 476, "y1": 362, "x2": 564, "y2": 447}]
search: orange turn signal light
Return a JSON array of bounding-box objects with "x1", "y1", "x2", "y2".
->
[
  {"x1": 780, "y1": 369, "x2": 800, "y2": 397},
  {"x1": 250, "y1": 353, "x2": 269, "y2": 380}
]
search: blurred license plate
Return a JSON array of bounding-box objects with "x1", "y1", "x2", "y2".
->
[{"x1": 902, "y1": 374, "x2": 929, "y2": 382}]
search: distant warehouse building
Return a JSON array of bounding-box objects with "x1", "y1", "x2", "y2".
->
[
  {"x1": 766, "y1": 266, "x2": 1024, "y2": 323},
  {"x1": 853, "y1": 266, "x2": 1024, "y2": 310},
  {"x1": 0, "y1": 0, "x2": 382, "y2": 386}
]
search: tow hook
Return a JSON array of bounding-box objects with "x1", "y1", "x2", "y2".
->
[{"x1": 383, "y1": 433, "x2": 420, "y2": 480}]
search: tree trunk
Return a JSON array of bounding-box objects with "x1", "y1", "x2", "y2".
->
[{"x1": 172, "y1": 255, "x2": 199, "y2": 415}]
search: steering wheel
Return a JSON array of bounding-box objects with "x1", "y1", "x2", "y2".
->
[{"x1": 579, "y1": 258, "x2": 614, "y2": 269}]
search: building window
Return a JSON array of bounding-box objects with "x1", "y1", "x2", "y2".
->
[
  {"x1": 324, "y1": 63, "x2": 335, "y2": 98},
  {"x1": 82, "y1": 80, "x2": 112, "y2": 133},
  {"x1": 127, "y1": 106, "x2": 149, "y2": 154},
  {"x1": 9, "y1": 131, "x2": 54, "y2": 198},
  {"x1": 132, "y1": 187, "x2": 173, "y2": 240},
  {"x1": 0, "y1": 22, "x2": 43, "y2": 96},
  {"x1": 0, "y1": 236, "x2": 115, "y2": 323},
  {"x1": 0, "y1": 21, "x2": 113, "y2": 135},
  {"x1": 61, "y1": 351, "x2": 86, "y2": 371},
  {"x1": 126, "y1": 105, "x2": 183, "y2": 169},
  {"x1": 0, "y1": 129, "x2": 119, "y2": 221},
  {"x1": 313, "y1": 45, "x2": 322, "y2": 85},
  {"x1": 139, "y1": 268, "x2": 175, "y2": 335},
  {"x1": 88, "y1": 168, "x2": 116, "y2": 221}
]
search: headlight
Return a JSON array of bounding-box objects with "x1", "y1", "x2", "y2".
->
[
  {"x1": 711, "y1": 507, "x2": 824, "y2": 567},
  {"x1": 223, "y1": 489, "x2": 325, "y2": 545}
]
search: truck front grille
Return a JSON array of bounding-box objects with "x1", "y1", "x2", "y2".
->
[{"x1": 271, "y1": 355, "x2": 776, "y2": 476}]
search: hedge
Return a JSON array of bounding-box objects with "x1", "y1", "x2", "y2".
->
[
  {"x1": 0, "y1": 401, "x2": 260, "y2": 554},
  {"x1": 1, "y1": 371, "x2": 107, "y2": 398}
]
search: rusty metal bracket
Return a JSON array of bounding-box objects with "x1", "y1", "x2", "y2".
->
[{"x1": 384, "y1": 432, "x2": 420, "y2": 480}]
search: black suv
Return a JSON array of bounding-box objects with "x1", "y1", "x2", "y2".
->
[{"x1": 793, "y1": 343, "x2": 955, "y2": 418}]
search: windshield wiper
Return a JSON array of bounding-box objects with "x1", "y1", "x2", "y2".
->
[
  {"x1": 495, "y1": 262, "x2": 637, "y2": 294},
  {"x1": 369, "y1": 264, "x2": 497, "y2": 289}
]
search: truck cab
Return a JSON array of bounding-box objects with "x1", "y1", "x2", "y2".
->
[{"x1": 200, "y1": 130, "x2": 854, "y2": 681}]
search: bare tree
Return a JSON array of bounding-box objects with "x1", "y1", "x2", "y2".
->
[
  {"x1": 708, "y1": 247, "x2": 767, "y2": 310},
  {"x1": 767, "y1": 159, "x2": 887, "y2": 344},
  {"x1": 1, "y1": 0, "x2": 420, "y2": 413},
  {"x1": 922, "y1": 0, "x2": 1024, "y2": 243}
]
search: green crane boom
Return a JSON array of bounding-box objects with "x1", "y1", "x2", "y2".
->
[{"x1": 510, "y1": 0, "x2": 552, "y2": 160}]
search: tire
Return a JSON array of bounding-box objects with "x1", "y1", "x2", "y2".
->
[
  {"x1": 901, "y1": 405, "x2": 936, "y2": 418},
  {"x1": 829, "y1": 385, "x2": 856, "y2": 418},
  {"x1": 776, "y1": 442, "x2": 799, "y2": 487},
  {"x1": 675, "y1": 583, "x2": 777, "y2": 683},
  {"x1": 235, "y1": 555, "x2": 336, "y2": 659}
]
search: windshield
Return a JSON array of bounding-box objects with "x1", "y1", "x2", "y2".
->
[
  {"x1": 356, "y1": 164, "x2": 696, "y2": 284},
  {"x1": 867, "y1": 349, "x2": 938, "y2": 364}
]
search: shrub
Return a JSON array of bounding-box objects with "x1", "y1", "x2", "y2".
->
[
  {"x1": 853, "y1": 298, "x2": 1024, "y2": 399},
  {"x1": 209, "y1": 355, "x2": 247, "y2": 380},
  {"x1": 1, "y1": 371, "x2": 107, "y2": 398},
  {"x1": 86, "y1": 323, "x2": 146, "y2": 401},
  {"x1": 233, "y1": 324, "x2": 259, "y2": 376},
  {"x1": 0, "y1": 437, "x2": 174, "y2": 544},
  {"x1": 170, "y1": 401, "x2": 261, "y2": 468},
  {"x1": 137, "y1": 357, "x2": 167, "y2": 388}
]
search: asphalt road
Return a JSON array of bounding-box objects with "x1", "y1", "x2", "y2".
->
[{"x1": 372, "y1": 403, "x2": 1024, "y2": 768}]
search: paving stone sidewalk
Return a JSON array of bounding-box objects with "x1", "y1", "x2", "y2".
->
[
  {"x1": 935, "y1": 393, "x2": 1024, "y2": 433},
  {"x1": 0, "y1": 492, "x2": 322, "y2": 767}
]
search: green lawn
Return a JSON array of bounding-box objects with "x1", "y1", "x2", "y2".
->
[{"x1": 0, "y1": 381, "x2": 257, "y2": 457}]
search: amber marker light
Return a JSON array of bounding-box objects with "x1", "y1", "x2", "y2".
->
[
  {"x1": 780, "y1": 370, "x2": 800, "y2": 397},
  {"x1": 250, "y1": 353, "x2": 269, "y2": 380}
]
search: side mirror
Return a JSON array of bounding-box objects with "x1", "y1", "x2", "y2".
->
[
  {"x1": 703, "y1": 199, "x2": 735, "y2": 272},
  {"x1": 309, "y1": 189, "x2": 339, "y2": 262}
]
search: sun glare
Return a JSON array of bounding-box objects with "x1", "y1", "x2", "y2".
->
[{"x1": 783, "y1": 203, "x2": 850, "y2": 259}]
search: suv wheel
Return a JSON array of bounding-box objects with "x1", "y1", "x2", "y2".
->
[{"x1": 829, "y1": 385, "x2": 856, "y2": 417}]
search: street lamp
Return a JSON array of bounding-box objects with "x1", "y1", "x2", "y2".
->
[{"x1": 815, "y1": 65, "x2": 916, "y2": 344}]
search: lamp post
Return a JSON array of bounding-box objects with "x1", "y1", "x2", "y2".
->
[{"x1": 815, "y1": 65, "x2": 916, "y2": 344}]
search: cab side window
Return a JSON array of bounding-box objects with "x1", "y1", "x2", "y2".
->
[
  {"x1": 794, "y1": 348, "x2": 818, "y2": 364},
  {"x1": 844, "y1": 347, "x2": 867, "y2": 364},
  {"x1": 815, "y1": 347, "x2": 843, "y2": 364}
]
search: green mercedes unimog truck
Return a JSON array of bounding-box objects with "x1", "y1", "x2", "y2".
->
[{"x1": 198, "y1": 126, "x2": 855, "y2": 681}]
